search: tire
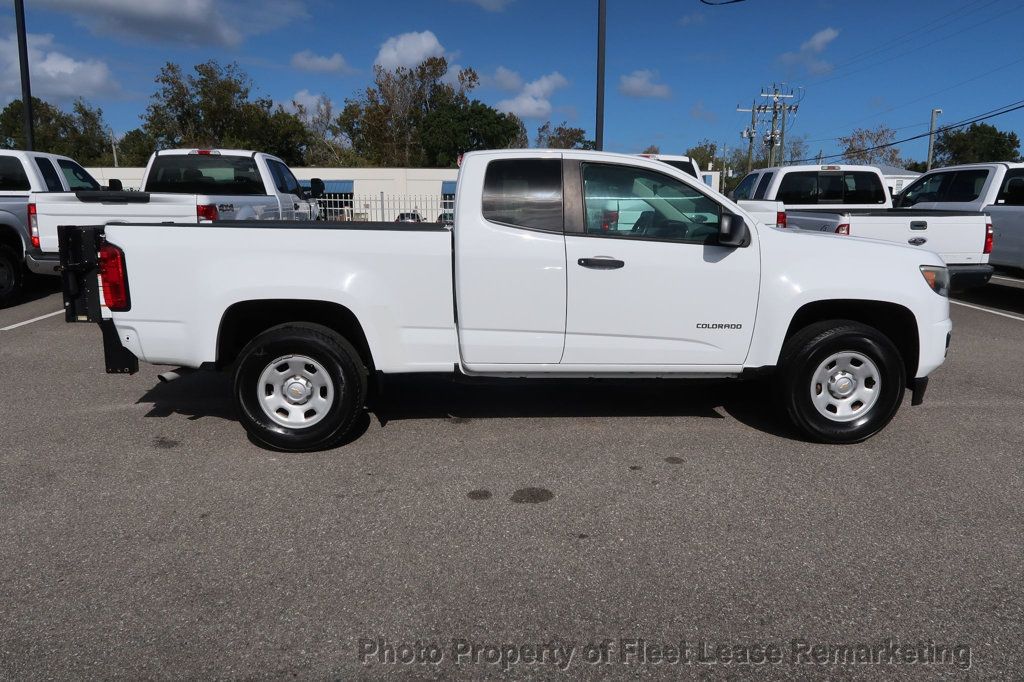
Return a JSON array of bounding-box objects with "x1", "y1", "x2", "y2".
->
[
  {"x1": 0, "y1": 245, "x2": 25, "y2": 309},
  {"x1": 777, "y1": 320, "x2": 905, "y2": 444},
  {"x1": 233, "y1": 323, "x2": 368, "y2": 451}
]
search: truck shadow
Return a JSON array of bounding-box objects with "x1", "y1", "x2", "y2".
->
[
  {"x1": 954, "y1": 277, "x2": 1024, "y2": 317},
  {"x1": 136, "y1": 371, "x2": 798, "y2": 441}
]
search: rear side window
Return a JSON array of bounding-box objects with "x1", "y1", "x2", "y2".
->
[
  {"x1": 57, "y1": 159, "x2": 100, "y2": 190},
  {"x1": 753, "y1": 172, "x2": 774, "y2": 200},
  {"x1": 944, "y1": 169, "x2": 988, "y2": 202},
  {"x1": 731, "y1": 173, "x2": 758, "y2": 200},
  {"x1": 145, "y1": 155, "x2": 266, "y2": 195},
  {"x1": 776, "y1": 171, "x2": 885, "y2": 204},
  {"x1": 34, "y1": 157, "x2": 64, "y2": 191},
  {"x1": 0, "y1": 156, "x2": 30, "y2": 191},
  {"x1": 482, "y1": 158, "x2": 563, "y2": 232},
  {"x1": 997, "y1": 169, "x2": 1024, "y2": 206}
]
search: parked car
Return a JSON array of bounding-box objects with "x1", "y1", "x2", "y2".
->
[
  {"x1": 637, "y1": 153, "x2": 701, "y2": 178},
  {"x1": 396, "y1": 212, "x2": 423, "y2": 223},
  {"x1": 734, "y1": 164, "x2": 993, "y2": 290},
  {"x1": 895, "y1": 162, "x2": 1024, "y2": 273},
  {"x1": 29, "y1": 149, "x2": 323, "y2": 277},
  {"x1": 0, "y1": 150, "x2": 105, "y2": 306},
  {"x1": 59, "y1": 149, "x2": 952, "y2": 451}
]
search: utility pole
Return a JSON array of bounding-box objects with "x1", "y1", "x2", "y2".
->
[
  {"x1": 736, "y1": 101, "x2": 757, "y2": 173},
  {"x1": 109, "y1": 129, "x2": 119, "y2": 167},
  {"x1": 595, "y1": 0, "x2": 606, "y2": 151},
  {"x1": 14, "y1": 0, "x2": 34, "y2": 150},
  {"x1": 759, "y1": 84, "x2": 796, "y2": 167},
  {"x1": 926, "y1": 107, "x2": 942, "y2": 171}
]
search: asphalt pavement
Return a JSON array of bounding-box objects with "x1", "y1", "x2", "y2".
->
[{"x1": 1, "y1": 276, "x2": 1022, "y2": 678}]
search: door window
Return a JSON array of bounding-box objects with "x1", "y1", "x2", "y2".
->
[
  {"x1": 731, "y1": 172, "x2": 758, "y2": 200},
  {"x1": 0, "y1": 156, "x2": 30, "y2": 191},
  {"x1": 582, "y1": 163, "x2": 721, "y2": 244},
  {"x1": 944, "y1": 169, "x2": 989, "y2": 202},
  {"x1": 268, "y1": 159, "x2": 302, "y2": 195},
  {"x1": 752, "y1": 172, "x2": 774, "y2": 200},
  {"x1": 56, "y1": 159, "x2": 100, "y2": 190},
  {"x1": 34, "y1": 157, "x2": 65, "y2": 191},
  {"x1": 482, "y1": 158, "x2": 563, "y2": 232},
  {"x1": 997, "y1": 169, "x2": 1024, "y2": 206},
  {"x1": 897, "y1": 172, "x2": 951, "y2": 206}
]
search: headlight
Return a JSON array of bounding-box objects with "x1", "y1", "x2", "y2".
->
[{"x1": 920, "y1": 265, "x2": 950, "y2": 297}]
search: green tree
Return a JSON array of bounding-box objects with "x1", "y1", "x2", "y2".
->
[
  {"x1": 536, "y1": 121, "x2": 595, "y2": 149},
  {"x1": 116, "y1": 128, "x2": 158, "y2": 166},
  {"x1": 0, "y1": 97, "x2": 114, "y2": 165},
  {"x1": 934, "y1": 122, "x2": 1021, "y2": 165},
  {"x1": 684, "y1": 139, "x2": 717, "y2": 170},
  {"x1": 838, "y1": 125, "x2": 902, "y2": 166},
  {"x1": 641, "y1": 144, "x2": 660, "y2": 154}
]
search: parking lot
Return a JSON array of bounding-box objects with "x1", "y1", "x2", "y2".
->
[{"x1": 1, "y1": 278, "x2": 1022, "y2": 677}]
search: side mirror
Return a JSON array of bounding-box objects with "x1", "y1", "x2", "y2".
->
[
  {"x1": 718, "y1": 211, "x2": 751, "y2": 247},
  {"x1": 107, "y1": 179, "x2": 123, "y2": 191},
  {"x1": 310, "y1": 178, "x2": 325, "y2": 199}
]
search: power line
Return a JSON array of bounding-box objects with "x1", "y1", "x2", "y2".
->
[{"x1": 793, "y1": 100, "x2": 1024, "y2": 163}]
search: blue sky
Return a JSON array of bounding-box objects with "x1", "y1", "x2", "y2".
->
[{"x1": 1, "y1": 0, "x2": 1022, "y2": 164}]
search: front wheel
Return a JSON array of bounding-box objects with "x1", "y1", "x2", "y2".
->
[
  {"x1": 778, "y1": 320, "x2": 906, "y2": 444},
  {"x1": 233, "y1": 323, "x2": 368, "y2": 451}
]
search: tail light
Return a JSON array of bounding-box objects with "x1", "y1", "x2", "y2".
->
[
  {"x1": 197, "y1": 204, "x2": 219, "y2": 222},
  {"x1": 776, "y1": 211, "x2": 787, "y2": 228},
  {"x1": 98, "y1": 242, "x2": 130, "y2": 311},
  {"x1": 28, "y1": 202, "x2": 39, "y2": 248},
  {"x1": 835, "y1": 223, "x2": 850, "y2": 236},
  {"x1": 601, "y1": 210, "x2": 618, "y2": 232},
  {"x1": 984, "y1": 223, "x2": 993, "y2": 254}
]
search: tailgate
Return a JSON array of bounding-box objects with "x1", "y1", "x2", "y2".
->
[
  {"x1": 35, "y1": 192, "x2": 198, "y2": 252},
  {"x1": 892, "y1": 213, "x2": 989, "y2": 265},
  {"x1": 57, "y1": 224, "x2": 138, "y2": 374}
]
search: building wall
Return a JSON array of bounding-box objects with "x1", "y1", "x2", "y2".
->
[{"x1": 85, "y1": 166, "x2": 460, "y2": 195}]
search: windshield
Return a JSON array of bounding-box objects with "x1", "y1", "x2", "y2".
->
[{"x1": 145, "y1": 155, "x2": 266, "y2": 195}]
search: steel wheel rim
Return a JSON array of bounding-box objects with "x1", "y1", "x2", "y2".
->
[
  {"x1": 810, "y1": 351, "x2": 881, "y2": 423},
  {"x1": 257, "y1": 354, "x2": 336, "y2": 429}
]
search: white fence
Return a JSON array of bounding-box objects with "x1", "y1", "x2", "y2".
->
[{"x1": 316, "y1": 193, "x2": 454, "y2": 223}]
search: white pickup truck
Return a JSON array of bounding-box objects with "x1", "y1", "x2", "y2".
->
[
  {"x1": 895, "y1": 162, "x2": 1024, "y2": 273},
  {"x1": 29, "y1": 149, "x2": 323, "y2": 274},
  {"x1": 733, "y1": 164, "x2": 993, "y2": 289},
  {"x1": 59, "y1": 150, "x2": 953, "y2": 451}
]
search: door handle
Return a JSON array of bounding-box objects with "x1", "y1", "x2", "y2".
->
[
  {"x1": 908, "y1": 237, "x2": 928, "y2": 246},
  {"x1": 910, "y1": 220, "x2": 928, "y2": 230},
  {"x1": 578, "y1": 257, "x2": 625, "y2": 270}
]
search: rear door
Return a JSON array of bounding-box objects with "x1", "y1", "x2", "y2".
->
[
  {"x1": 988, "y1": 169, "x2": 1024, "y2": 268},
  {"x1": 455, "y1": 155, "x2": 567, "y2": 365},
  {"x1": 562, "y1": 160, "x2": 759, "y2": 366}
]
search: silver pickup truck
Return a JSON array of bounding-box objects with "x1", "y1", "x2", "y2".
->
[{"x1": 0, "y1": 150, "x2": 105, "y2": 307}]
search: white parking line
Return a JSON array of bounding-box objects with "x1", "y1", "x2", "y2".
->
[
  {"x1": 0, "y1": 310, "x2": 64, "y2": 331},
  {"x1": 951, "y1": 300, "x2": 1024, "y2": 323}
]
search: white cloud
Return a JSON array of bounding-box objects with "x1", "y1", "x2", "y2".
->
[
  {"x1": 375, "y1": 30, "x2": 446, "y2": 70},
  {"x1": 490, "y1": 66, "x2": 523, "y2": 92},
  {"x1": 779, "y1": 26, "x2": 839, "y2": 75},
  {"x1": 496, "y1": 71, "x2": 568, "y2": 118},
  {"x1": 289, "y1": 89, "x2": 320, "y2": 112},
  {"x1": 0, "y1": 33, "x2": 119, "y2": 102},
  {"x1": 290, "y1": 50, "x2": 354, "y2": 74},
  {"x1": 618, "y1": 70, "x2": 671, "y2": 99},
  {"x1": 679, "y1": 11, "x2": 705, "y2": 26},
  {"x1": 456, "y1": 0, "x2": 515, "y2": 10},
  {"x1": 690, "y1": 100, "x2": 717, "y2": 123},
  {"x1": 34, "y1": 0, "x2": 306, "y2": 47}
]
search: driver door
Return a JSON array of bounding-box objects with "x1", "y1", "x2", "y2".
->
[{"x1": 562, "y1": 160, "x2": 759, "y2": 366}]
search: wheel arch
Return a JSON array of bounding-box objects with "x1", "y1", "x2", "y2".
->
[
  {"x1": 782, "y1": 299, "x2": 919, "y2": 380},
  {"x1": 216, "y1": 299, "x2": 375, "y2": 373},
  {"x1": 0, "y1": 217, "x2": 27, "y2": 258}
]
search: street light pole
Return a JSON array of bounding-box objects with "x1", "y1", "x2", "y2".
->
[
  {"x1": 14, "y1": 0, "x2": 34, "y2": 150},
  {"x1": 595, "y1": 0, "x2": 606, "y2": 151},
  {"x1": 926, "y1": 108, "x2": 942, "y2": 171}
]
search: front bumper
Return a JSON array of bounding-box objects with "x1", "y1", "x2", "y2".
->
[
  {"x1": 25, "y1": 251, "x2": 61, "y2": 276},
  {"x1": 948, "y1": 264, "x2": 993, "y2": 292}
]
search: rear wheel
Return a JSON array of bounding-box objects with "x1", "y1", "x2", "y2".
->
[
  {"x1": 0, "y1": 245, "x2": 25, "y2": 308},
  {"x1": 233, "y1": 323, "x2": 367, "y2": 451},
  {"x1": 778, "y1": 320, "x2": 905, "y2": 444}
]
